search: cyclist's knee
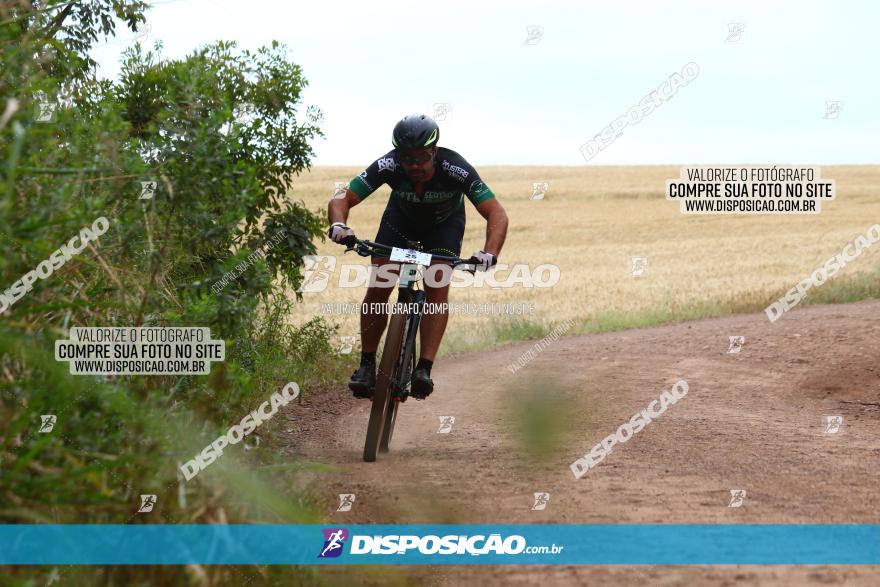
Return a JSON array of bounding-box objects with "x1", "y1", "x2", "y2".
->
[
  {"x1": 422, "y1": 263, "x2": 454, "y2": 289},
  {"x1": 368, "y1": 259, "x2": 400, "y2": 289}
]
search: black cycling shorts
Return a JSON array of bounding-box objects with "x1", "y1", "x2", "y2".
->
[{"x1": 374, "y1": 199, "x2": 465, "y2": 258}]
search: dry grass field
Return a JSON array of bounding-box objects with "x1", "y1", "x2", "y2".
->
[{"x1": 285, "y1": 165, "x2": 880, "y2": 356}]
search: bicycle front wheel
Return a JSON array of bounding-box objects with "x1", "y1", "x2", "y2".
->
[
  {"x1": 379, "y1": 323, "x2": 414, "y2": 452},
  {"x1": 380, "y1": 292, "x2": 422, "y2": 452},
  {"x1": 363, "y1": 312, "x2": 407, "y2": 462}
]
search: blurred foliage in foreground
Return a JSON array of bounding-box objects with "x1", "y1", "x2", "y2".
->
[{"x1": 0, "y1": 1, "x2": 366, "y2": 585}]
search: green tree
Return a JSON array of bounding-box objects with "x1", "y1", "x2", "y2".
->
[{"x1": 0, "y1": 4, "x2": 360, "y2": 585}]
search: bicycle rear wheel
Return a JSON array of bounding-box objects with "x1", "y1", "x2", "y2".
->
[{"x1": 363, "y1": 311, "x2": 407, "y2": 462}]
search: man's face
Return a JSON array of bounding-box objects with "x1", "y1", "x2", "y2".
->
[{"x1": 398, "y1": 147, "x2": 436, "y2": 183}]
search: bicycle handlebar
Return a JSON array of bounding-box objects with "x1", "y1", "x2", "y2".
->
[{"x1": 342, "y1": 238, "x2": 476, "y2": 272}]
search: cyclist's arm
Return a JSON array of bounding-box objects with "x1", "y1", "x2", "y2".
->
[
  {"x1": 328, "y1": 189, "x2": 361, "y2": 225},
  {"x1": 452, "y1": 160, "x2": 507, "y2": 256},
  {"x1": 474, "y1": 198, "x2": 508, "y2": 257},
  {"x1": 327, "y1": 154, "x2": 393, "y2": 224}
]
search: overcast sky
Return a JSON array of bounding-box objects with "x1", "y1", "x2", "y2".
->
[{"x1": 91, "y1": 0, "x2": 878, "y2": 166}]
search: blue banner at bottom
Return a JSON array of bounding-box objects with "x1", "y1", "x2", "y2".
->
[{"x1": 1, "y1": 525, "x2": 878, "y2": 565}]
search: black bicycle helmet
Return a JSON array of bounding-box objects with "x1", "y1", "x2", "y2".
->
[{"x1": 392, "y1": 113, "x2": 439, "y2": 149}]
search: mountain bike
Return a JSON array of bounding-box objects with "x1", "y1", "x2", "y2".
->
[{"x1": 343, "y1": 238, "x2": 475, "y2": 462}]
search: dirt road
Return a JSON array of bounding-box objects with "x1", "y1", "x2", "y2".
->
[{"x1": 285, "y1": 300, "x2": 880, "y2": 585}]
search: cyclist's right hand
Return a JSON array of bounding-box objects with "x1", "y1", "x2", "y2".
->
[{"x1": 328, "y1": 222, "x2": 356, "y2": 245}]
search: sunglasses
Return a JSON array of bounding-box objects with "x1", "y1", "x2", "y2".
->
[{"x1": 398, "y1": 150, "x2": 434, "y2": 166}]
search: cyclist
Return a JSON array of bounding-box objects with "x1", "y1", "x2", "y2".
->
[{"x1": 327, "y1": 113, "x2": 508, "y2": 400}]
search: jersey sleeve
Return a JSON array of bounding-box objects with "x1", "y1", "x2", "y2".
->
[
  {"x1": 347, "y1": 153, "x2": 399, "y2": 201},
  {"x1": 465, "y1": 176, "x2": 496, "y2": 206},
  {"x1": 439, "y1": 151, "x2": 496, "y2": 206}
]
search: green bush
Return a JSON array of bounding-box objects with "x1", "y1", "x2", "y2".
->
[{"x1": 0, "y1": 3, "x2": 364, "y2": 585}]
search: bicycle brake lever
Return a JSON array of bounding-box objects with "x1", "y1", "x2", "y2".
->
[{"x1": 349, "y1": 244, "x2": 371, "y2": 258}]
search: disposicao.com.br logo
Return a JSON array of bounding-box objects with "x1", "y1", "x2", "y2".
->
[{"x1": 317, "y1": 528, "x2": 563, "y2": 558}]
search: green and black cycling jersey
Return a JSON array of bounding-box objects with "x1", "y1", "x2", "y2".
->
[{"x1": 348, "y1": 147, "x2": 496, "y2": 224}]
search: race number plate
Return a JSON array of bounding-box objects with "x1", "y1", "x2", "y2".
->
[{"x1": 389, "y1": 247, "x2": 432, "y2": 266}]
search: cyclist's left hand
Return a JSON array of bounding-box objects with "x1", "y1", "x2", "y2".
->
[
  {"x1": 469, "y1": 250, "x2": 497, "y2": 272},
  {"x1": 328, "y1": 222, "x2": 355, "y2": 245}
]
